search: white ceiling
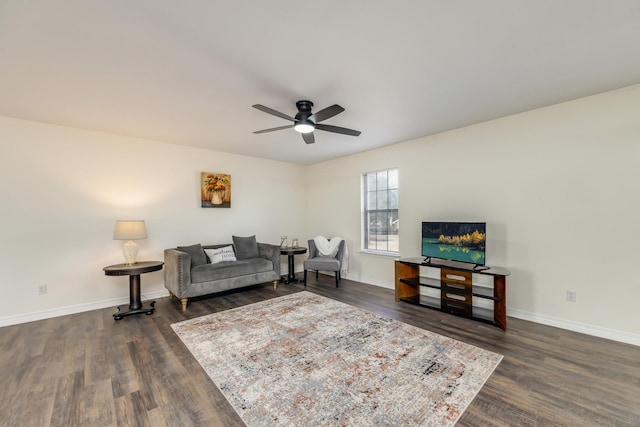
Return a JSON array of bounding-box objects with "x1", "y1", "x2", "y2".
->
[{"x1": 1, "y1": 1, "x2": 639, "y2": 165}]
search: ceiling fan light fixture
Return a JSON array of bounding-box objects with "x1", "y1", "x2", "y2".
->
[
  {"x1": 294, "y1": 120, "x2": 315, "y2": 134},
  {"x1": 252, "y1": 100, "x2": 360, "y2": 142}
]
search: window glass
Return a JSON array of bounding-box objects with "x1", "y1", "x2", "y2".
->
[{"x1": 362, "y1": 168, "x2": 399, "y2": 254}]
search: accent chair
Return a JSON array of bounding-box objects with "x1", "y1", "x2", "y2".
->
[{"x1": 303, "y1": 238, "x2": 346, "y2": 288}]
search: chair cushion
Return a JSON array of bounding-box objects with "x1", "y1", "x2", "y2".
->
[
  {"x1": 233, "y1": 235, "x2": 260, "y2": 260},
  {"x1": 177, "y1": 244, "x2": 208, "y2": 267},
  {"x1": 304, "y1": 257, "x2": 340, "y2": 271}
]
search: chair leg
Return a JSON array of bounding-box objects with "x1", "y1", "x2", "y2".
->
[
  {"x1": 335, "y1": 271, "x2": 339, "y2": 288},
  {"x1": 304, "y1": 270, "x2": 307, "y2": 287},
  {"x1": 316, "y1": 270, "x2": 319, "y2": 280},
  {"x1": 180, "y1": 298, "x2": 188, "y2": 311}
]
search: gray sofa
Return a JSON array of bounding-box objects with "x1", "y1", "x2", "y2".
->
[{"x1": 164, "y1": 236, "x2": 280, "y2": 310}]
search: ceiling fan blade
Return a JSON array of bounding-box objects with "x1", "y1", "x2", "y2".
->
[
  {"x1": 253, "y1": 125, "x2": 294, "y2": 134},
  {"x1": 302, "y1": 132, "x2": 315, "y2": 144},
  {"x1": 310, "y1": 104, "x2": 345, "y2": 123},
  {"x1": 315, "y1": 123, "x2": 361, "y2": 137},
  {"x1": 252, "y1": 104, "x2": 295, "y2": 121}
]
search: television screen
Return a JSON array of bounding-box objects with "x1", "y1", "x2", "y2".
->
[{"x1": 421, "y1": 222, "x2": 486, "y2": 265}]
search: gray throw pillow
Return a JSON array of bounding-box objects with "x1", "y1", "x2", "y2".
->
[
  {"x1": 233, "y1": 235, "x2": 259, "y2": 260},
  {"x1": 177, "y1": 244, "x2": 208, "y2": 267}
]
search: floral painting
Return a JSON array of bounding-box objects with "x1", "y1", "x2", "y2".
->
[{"x1": 201, "y1": 172, "x2": 231, "y2": 208}]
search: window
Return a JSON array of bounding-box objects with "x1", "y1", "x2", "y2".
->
[{"x1": 362, "y1": 168, "x2": 399, "y2": 253}]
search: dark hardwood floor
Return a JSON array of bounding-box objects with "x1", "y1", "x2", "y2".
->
[{"x1": 1, "y1": 276, "x2": 639, "y2": 426}]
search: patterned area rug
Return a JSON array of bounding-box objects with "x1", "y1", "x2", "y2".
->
[{"x1": 172, "y1": 292, "x2": 502, "y2": 426}]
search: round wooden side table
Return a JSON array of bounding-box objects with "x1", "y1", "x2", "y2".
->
[
  {"x1": 279, "y1": 247, "x2": 307, "y2": 284},
  {"x1": 103, "y1": 261, "x2": 164, "y2": 320}
]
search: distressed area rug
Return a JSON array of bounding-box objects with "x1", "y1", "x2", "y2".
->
[{"x1": 171, "y1": 292, "x2": 502, "y2": 426}]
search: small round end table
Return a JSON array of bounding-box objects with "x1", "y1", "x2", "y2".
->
[
  {"x1": 103, "y1": 261, "x2": 163, "y2": 320},
  {"x1": 279, "y1": 246, "x2": 307, "y2": 284}
]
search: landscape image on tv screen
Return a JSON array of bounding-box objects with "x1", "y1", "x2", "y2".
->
[{"x1": 421, "y1": 222, "x2": 486, "y2": 265}]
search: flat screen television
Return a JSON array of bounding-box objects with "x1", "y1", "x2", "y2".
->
[{"x1": 421, "y1": 221, "x2": 486, "y2": 266}]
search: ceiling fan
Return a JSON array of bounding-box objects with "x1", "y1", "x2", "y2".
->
[{"x1": 252, "y1": 100, "x2": 361, "y2": 144}]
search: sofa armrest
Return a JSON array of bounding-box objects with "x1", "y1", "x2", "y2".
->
[
  {"x1": 258, "y1": 242, "x2": 281, "y2": 276},
  {"x1": 164, "y1": 248, "x2": 191, "y2": 297}
]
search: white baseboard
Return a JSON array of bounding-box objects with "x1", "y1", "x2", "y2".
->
[
  {"x1": 0, "y1": 289, "x2": 170, "y2": 327},
  {"x1": 344, "y1": 273, "x2": 393, "y2": 289},
  {"x1": 507, "y1": 308, "x2": 640, "y2": 347},
  {"x1": 357, "y1": 278, "x2": 639, "y2": 347},
  {"x1": 4, "y1": 282, "x2": 639, "y2": 347}
]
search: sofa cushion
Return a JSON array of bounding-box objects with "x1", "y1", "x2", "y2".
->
[
  {"x1": 191, "y1": 258, "x2": 274, "y2": 283},
  {"x1": 177, "y1": 244, "x2": 207, "y2": 267},
  {"x1": 232, "y1": 235, "x2": 259, "y2": 260},
  {"x1": 204, "y1": 245, "x2": 237, "y2": 264}
]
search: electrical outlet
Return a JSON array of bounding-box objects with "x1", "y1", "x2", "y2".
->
[
  {"x1": 37, "y1": 284, "x2": 47, "y2": 295},
  {"x1": 566, "y1": 289, "x2": 576, "y2": 302}
]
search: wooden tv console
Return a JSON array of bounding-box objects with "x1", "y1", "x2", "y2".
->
[{"x1": 395, "y1": 257, "x2": 510, "y2": 329}]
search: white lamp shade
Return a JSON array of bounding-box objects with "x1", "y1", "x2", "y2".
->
[
  {"x1": 113, "y1": 220, "x2": 147, "y2": 240},
  {"x1": 113, "y1": 220, "x2": 147, "y2": 265}
]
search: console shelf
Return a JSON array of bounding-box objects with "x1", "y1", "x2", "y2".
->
[{"x1": 395, "y1": 257, "x2": 510, "y2": 329}]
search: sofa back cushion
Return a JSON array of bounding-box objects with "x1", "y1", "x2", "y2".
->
[
  {"x1": 177, "y1": 244, "x2": 208, "y2": 267},
  {"x1": 232, "y1": 235, "x2": 260, "y2": 260}
]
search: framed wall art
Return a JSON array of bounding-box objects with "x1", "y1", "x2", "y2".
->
[{"x1": 201, "y1": 172, "x2": 231, "y2": 208}]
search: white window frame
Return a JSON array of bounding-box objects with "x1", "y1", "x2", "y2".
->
[{"x1": 361, "y1": 168, "x2": 399, "y2": 255}]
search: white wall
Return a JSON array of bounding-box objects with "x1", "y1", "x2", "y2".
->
[
  {"x1": 307, "y1": 84, "x2": 640, "y2": 345},
  {"x1": 2, "y1": 84, "x2": 639, "y2": 345},
  {"x1": 0, "y1": 116, "x2": 307, "y2": 324}
]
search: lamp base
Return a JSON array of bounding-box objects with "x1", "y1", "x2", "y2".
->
[{"x1": 122, "y1": 240, "x2": 139, "y2": 265}]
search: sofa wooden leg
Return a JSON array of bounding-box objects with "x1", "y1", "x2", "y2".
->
[
  {"x1": 180, "y1": 298, "x2": 188, "y2": 311},
  {"x1": 169, "y1": 292, "x2": 174, "y2": 300},
  {"x1": 273, "y1": 280, "x2": 279, "y2": 290}
]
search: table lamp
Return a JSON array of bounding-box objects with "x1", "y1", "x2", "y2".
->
[{"x1": 113, "y1": 220, "x2": 147, "y2": 265}]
